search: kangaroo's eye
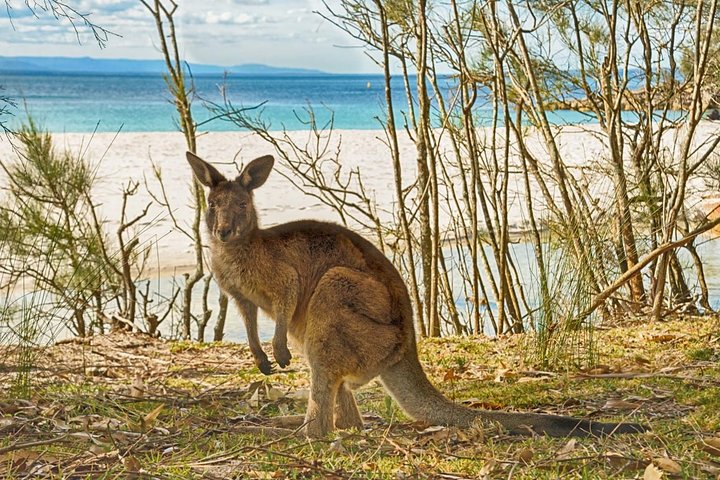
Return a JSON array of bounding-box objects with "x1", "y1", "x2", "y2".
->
[{"x1": 208, "y1": 200, "x2": 216, "y2": 209}]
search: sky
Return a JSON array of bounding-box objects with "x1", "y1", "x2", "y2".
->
[{"x1": 0, "y1": 0, "x2": 380, "y2": 73}]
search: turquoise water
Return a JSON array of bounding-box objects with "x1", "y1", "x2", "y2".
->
[{"x1": 0, "y1": 72, "x2": 607, "y2": 132}]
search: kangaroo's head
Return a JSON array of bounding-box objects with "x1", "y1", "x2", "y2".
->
[{"x1": 186, "y1": 151, "x2": 274, "y2": 243}]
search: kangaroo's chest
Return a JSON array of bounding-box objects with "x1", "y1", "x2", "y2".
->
[{"x1": 211, "y1": 253, "x2": 275, "y2": 312}]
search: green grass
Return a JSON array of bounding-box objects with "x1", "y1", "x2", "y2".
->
[{"x1": 686, "y1": 347, "x2": 719, "y2": 361}]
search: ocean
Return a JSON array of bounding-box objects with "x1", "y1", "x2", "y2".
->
[{"x1": 0, "y1": 72, "x2": 602, "y2": 133}]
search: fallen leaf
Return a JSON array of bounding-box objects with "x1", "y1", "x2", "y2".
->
[
  {"x1": 517, "y1": 376, "x2": 545, "y2": 383},
  {"x1": 700, "y1": 437, "x2": 720, "y2": 457},
  {"x1": 265, "y1": 385, "x2": 285, "y2": 401},
  {"x1": 162, "y1": 446, "x2": 178, "y2": 456},
  {"x1": 706, "y1": 437, "x2": 720, "y2": 448},
  {"x1": 52, "y1": 418, "x2": 69, "y2": 431},
  {"x1": 557, "y1": 438, "x2": 577, "y2": 459},
  {"x1": 419, "y1": 425, "x2": 447, "y2": 435},
  {"x1": 287, "y1": 389, "x2": 309, "y2": 401},
  {"x1": 478, "y1": 459, "x2": 497, "y2": 477},
  {"x1": 245, "y1": 380, "x2": 264, "y2": 396},
  {"x1": 653, "y1": 457, "x2": 681, "y2": 474},
  {"x1": 587, "y1": 364, "x2": 611, "y2": 375},
  {"x1": 108, "y1": 430, "x2": 140, "y2": 443},
  {"x1": 494, "y1": 368, "x2": 516, "y2": 382},
  {"x1": 329, "y1": 438, "x2": 345, "y2": 453},
  {"x1": 644, "y1": 463, "x2": 663, "y2": 480},
  {"x1": 130, "y1": 376, "x2": 145, "y2": 398},
  {"x1": 643, "y1": 463, "x2": 663, "y2": 480},
  {"x1": 699, "y1": 463, "x2": 720, "y2": 477},
  {"x1": 517, "y1": 448, "x2": 533, "y2": 464},
  {"x1": 603, "y1": 399, "x2": 641, "y2": 410},
  {"x1": 0, "y1": 418, "x2": 19, "y2": 434},
  {"x1": 89, "y1": 444, "x2": 106, "y2": 455},
  {"x1": 122, "y1": 455, "x2": 141, "y2": 472},
  {"x1": 249, "y1": 387, "x2": 260, "y2": 408},
  {"x1": 604, "y1": 451, "x2": 645, "y2": 471},
  {"x1": 418, "y1": 425, "x2": 452, "y2": 443},
  {"x1": 3, "y1": 449, "x2": 57, "y2": 476},
  {"x1": 88, "y1": 418, "x2": 124, "y2": 431},
  {"x1": 143, "y1": 404, "x2": 164, "y2": 429},
  {"x1": 650, "y1": 334, "x2": 676, "y2": 343}
]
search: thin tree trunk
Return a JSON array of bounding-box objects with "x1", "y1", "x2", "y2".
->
[
  {"x1": 374, "y1": 0, "x2": 426, "y2": 336},
  {"x1": 213, "y1": 292, "x2": 229, "y2": 341}
]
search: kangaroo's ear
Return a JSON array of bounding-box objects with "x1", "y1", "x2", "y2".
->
[
  {"x1": 186, "y1": 151, "x2": 226, "y2": 188},
  {"x1": 238, "y1": 155, "x2": 274, "y2": 190}
]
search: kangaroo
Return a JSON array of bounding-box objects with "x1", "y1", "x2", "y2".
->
[{"x1": 186, "y1": 151, "x2": 647, "y2": 438}]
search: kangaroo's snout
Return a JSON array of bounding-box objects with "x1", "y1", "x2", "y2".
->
[{"x1": 216, "y1": 225, "x2": 233, "y2": 242}]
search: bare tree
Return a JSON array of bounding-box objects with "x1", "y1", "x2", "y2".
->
[
  {"x1": 0, "y1": 121, "x2": 168, "y2": 336},
  {"x1": 141, "y1": 0, "x2": 228, "y2": 341}
]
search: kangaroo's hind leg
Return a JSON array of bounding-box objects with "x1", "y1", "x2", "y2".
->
[
  {"x1": 334, "y1": 382, "x2": 363, "y2": 430},
  {"x1": 304, "y1": 366, "x2": 341, "y2": 438},
  {"x1": 301, "y1": 266, "x2": 404, "y2": 438}
]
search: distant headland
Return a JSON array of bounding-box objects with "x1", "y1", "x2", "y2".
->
[{"x1": 0, "y1": 55, "x2": 329, "y2": 76}]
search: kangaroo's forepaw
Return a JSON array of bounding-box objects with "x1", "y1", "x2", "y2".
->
[
  {"x1": 257, "y1": 357, "x2": 275, "y2": 375},
  {"x1": 273, "y1": 345, "x2": 292, "y2": 368}
]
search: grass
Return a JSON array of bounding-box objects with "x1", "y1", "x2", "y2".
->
[{"x1": 0, "y1": 315, "x2": 719, "y2": 478}]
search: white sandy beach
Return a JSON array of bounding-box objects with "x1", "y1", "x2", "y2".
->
[{"x1": 1, "y1": 124, "x2": 718, "y2": 276}]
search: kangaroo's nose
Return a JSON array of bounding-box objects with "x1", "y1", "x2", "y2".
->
[{"x1": 217, "y1": 227, "x2": 232, "y2": 241}]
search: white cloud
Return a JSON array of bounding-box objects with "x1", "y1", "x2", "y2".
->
[
  {"x1": 75, "y1": 0, "x2": 137, "y2": 13},
  {"x1": 217, "y1": 0, "x2": 269, "y2": 4},
  {"x1": 184, "y1": 11, "x2": 257, "y2": 25}
]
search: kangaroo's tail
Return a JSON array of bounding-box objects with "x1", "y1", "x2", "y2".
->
[{"x1": 378, "y1": 350, "x2": 647, "y2": 437}]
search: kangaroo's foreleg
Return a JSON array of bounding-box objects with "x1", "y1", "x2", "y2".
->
[
  {"x1": 268, "y1": 269, "x2": 299, "y2": 369},
  {"x1": 234, "y1": 295, "x2": 274, "y2": 375},
  {"x1": 272, "y1": 319, "x2": 292, "y2": 369}
]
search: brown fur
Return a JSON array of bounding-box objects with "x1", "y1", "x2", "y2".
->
[{"x1": 187, "y1": 151, "x2": 648, "y2": 438}]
